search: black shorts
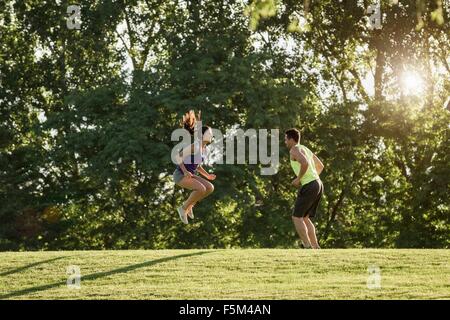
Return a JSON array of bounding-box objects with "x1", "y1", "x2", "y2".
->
[{"x1": 293, "y1": 179, "x2": 323, "y2": 218}]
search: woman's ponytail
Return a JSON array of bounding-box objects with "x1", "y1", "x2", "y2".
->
[{"x1": 181, "y1": 110, "x2": 201, "y2": 135}]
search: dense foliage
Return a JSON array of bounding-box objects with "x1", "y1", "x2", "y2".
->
[{"x1": 1, "y1": 0, "x2": 448, "y2": 250}]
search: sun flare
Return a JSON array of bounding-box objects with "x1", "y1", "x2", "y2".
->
[{"x1": 400, "y1": 71, "x2": 425, "y2": 95}]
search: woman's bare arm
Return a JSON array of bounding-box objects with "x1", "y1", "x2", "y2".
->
[{"x1": 196, "y1": 165, "x2": 210, "y2": 179}]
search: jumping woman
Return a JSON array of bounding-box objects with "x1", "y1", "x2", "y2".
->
[{"x1": 173, "y1": 110, "x2": 216, "y2": 224}]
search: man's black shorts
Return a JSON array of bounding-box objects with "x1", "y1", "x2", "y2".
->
[{"x1": 293, "y1": 179, "x2": 323, "y2": 218}]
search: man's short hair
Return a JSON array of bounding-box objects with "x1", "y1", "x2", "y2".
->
[{"x1": 285, "y1": 128, "x2": 300, "y2": 143}]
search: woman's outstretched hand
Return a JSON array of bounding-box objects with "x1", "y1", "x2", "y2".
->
[{"x1": 207, "y1": 174, "x2": 216, "y2": 181}]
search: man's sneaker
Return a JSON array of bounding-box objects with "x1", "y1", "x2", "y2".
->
[
  {"x1": 300, "y1": 241, "x2": 312, "y2": 249},
  {"x1": 177, "y1": 206, "x2": 188, "y2": 224}
]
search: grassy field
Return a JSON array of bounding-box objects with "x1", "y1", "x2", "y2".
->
[{"x1": 0, "y1": 249, "x2": 449, "y2": 300}]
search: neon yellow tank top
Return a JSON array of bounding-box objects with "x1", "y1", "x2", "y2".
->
[{"x1": 290, "y1": 144, "x2": 319, "y2": 185}]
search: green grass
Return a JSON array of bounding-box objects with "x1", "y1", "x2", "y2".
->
[{"x1": 0, "y1": 249, "x2": 449, "y2": 300}]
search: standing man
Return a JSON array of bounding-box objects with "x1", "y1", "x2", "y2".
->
[{"x1": 284, "y1": 129, "x2": 324, "y2": 249}]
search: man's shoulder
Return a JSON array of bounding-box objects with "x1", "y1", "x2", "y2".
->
[
  {"x1": 299, "y1": 144, "x2": 313, "y2": 154},
  {"x1": 290, "y1": 145, "x2": 300, "y2": 154}
]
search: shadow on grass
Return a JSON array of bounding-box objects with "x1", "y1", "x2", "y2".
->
[
  {"x1": 0, "y1": 251, "x2": 211, "y2": 299},
  {"x1": 0, "y1": 256, "x2": 67, "y2": 277}
]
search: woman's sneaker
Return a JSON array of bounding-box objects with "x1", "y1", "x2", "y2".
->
[
  {"x1": 177, "y1": 206, "x2": 188, "y2": 224},
  {"x1": 187, "y1": 207, "x2": 194, "y2": 219}
]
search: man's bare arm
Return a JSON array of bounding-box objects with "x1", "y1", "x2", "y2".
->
[
  {"x1": 313, "y1": 153, "x2": 324, "y2": 175},
  {"x1": 291, "y1": 147, "x2": 309, "y2": 181}
]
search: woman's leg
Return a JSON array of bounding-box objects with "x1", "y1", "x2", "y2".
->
[
  {"x1": 177, "y1": 177, "x2": 207, "y2": 210},
  {"x1": 181, "y1": 176, "x2": 214, "y2": 214},
  {"x1": 191, "y1": 175, "x2": 214, "y2": 204}
]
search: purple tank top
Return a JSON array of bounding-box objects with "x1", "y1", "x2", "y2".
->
[{"x1": 176, "y1": 145, "x2": 205, "y2": 174}]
